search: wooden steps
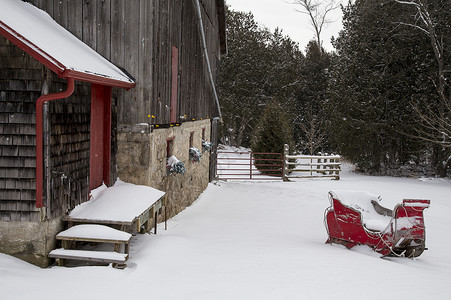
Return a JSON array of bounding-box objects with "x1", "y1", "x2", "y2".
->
[
  {"x1": 48, "y1": 249, "x2": 128, "y2": 264},
  {"x1": 49, "y1": 224, "x2": 132, "y2": 268},
  {"x1": 55, "y1": 224, "x2": 132, "y2": 244}
]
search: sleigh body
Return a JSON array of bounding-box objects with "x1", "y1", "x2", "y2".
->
[{"x1": 324, "y1": 191, "x2": 430, "y2": 258}]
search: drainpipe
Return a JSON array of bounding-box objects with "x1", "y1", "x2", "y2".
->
[
  {"x1": 193, "y1": 0, "x2": 222, "y2": 121},
  {"x1": 36, "y1": 78, "x2": 75, "y2": 209}
]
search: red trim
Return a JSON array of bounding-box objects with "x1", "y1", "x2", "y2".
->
[
  {"x1": 103, "y1": 87, "x2": 112, "y2": 186},
  {"x1": 0, "y1": 21, "x2": 64, "y2": 75},
  {"x1": 62, "y1": 69, "x2": 135, "y2": 90},
  {"x1": 90, "y1": 85, "x2": 112, "y2": 189},
  {"x1": 0, "y1": 21, "x2": 135, "y2": 90},
  {"x1": 36, "y1": 78, "x2": 75, "y2": 208}
]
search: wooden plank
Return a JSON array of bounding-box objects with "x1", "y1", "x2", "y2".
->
[
  {"x1": 122, "y1": 0, "x2": 140, "y2": 125},
  {"x1": 56, "y1": 224, "x2": 132, "y2": 243},
  {"x1": 63, "y1": 216, "x2": 133, "y2": 226},
  {"x1": 111, "y1": 0, "x2": 125, "y2": 68},
  {"x1": 48, "y1": 248, "x2": 128, "y2": 264},
  {"x1": 82, "y1": 0, "x2": 97, "y2": 50},
  {"x1": 56, "y1": 236, "x2": 130, "y2": 244},
  {"x1": 96, "y1": 0, "x2": 111, "y2": 59},
  {"x1": 138, "y1": 0, "x2": 153, "y2": 123},
  {"x1": 53, "y1": 0, "x2": 68, "y2": 29},
  {"x1": 67, "y1": 0, "x2": 83, "y2": 39}
]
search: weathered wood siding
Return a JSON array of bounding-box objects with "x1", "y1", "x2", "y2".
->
[
  {"x1": 0, "y1": 35, "x2": 41, "y2": 221},
  {"x1": 30, "y1": 0, "x2": 223, "y2": 125},
  {"x1": 1, "y1": 0, "x2": 224, "y2": 221},
  {"x1": 47, "y1": 81, "x2": 91, "y2": 219},
  {"x1": 0, "y1": 35, "x2": 91, "y2": 221}
]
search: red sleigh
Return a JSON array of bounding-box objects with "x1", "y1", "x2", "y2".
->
[{"x1": 324, "y1": 191, "x2": 430, "y2": 258}]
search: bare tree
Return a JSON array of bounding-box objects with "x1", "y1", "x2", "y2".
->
[
  {"x1": 395, "y1": 0, "x2": 450, "y2": 147},
  {"x1": 292, "y1": 0, "x2": 339, "y2": 51},
  {"x1": 296, "y1": 106, "x2": 325, "y2": 155}
]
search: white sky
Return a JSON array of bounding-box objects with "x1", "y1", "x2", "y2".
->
[{"x1": 225, "y1": 0, "x2": 345, "y2": 52}]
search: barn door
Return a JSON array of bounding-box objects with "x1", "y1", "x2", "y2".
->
[{"x1": 90, "y1": 84, "x2": 112, "y2": 189}]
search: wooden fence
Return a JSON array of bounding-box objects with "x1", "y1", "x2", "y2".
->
[{"x1": 283, "y1": 144, "x2": 341, "y2": 180}]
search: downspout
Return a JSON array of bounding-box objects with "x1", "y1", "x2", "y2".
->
[
  {"x1": 36, "y1": 77, "x2": 75, "y2": 209},
  {"x1": 193, "y1": 0, "x2": 222, "y2": 120}
]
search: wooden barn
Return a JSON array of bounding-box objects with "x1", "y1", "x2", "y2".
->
[{"x1": 0, "y1": 0, "x2": 226, "y2": 267}]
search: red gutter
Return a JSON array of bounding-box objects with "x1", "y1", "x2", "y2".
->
[
  {"x1": 62, "y1": 69, "x2": 135, "y2": 90},
  {"x1": 35, "y1": 78, "x2": 75, "y2": 208}
]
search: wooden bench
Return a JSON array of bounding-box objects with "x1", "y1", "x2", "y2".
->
[{"x1": 48, "y1": 224, "x2": 132, "y2": 268}]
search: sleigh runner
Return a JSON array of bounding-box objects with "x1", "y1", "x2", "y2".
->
[{"x1": 324, "y1": 190, "x2": 430, "y2": 258}]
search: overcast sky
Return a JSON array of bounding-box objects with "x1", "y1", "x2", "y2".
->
[{"x1": 225, "y1": 0, "x2": 345, "y2": 52}]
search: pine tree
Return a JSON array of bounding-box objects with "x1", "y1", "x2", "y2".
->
[
  {"x1": 251, "y1": 100, "x2": 294, "y2": 174},
  {"x1": 217, "y1": 6, "x2": 303, "y2": 148},
  {"x1": 327, "y1": 0, "x2": 438, "y2": 175}
]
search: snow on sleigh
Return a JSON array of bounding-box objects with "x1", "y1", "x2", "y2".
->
[{"x1": 324, "y1": 190, "x2": 430, "y2": 258}]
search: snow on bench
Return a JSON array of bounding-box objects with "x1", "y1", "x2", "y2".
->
[
  {"x1": 66, "y1": 180, "x2": 166, "y2": 232},
  {"x1": 48, "y1": 248, "x2": 128, "y2": 264}
]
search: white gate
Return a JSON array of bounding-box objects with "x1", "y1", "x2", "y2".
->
[{"x1": 283, "y1": 144, "x2": 341, "y2": 180}]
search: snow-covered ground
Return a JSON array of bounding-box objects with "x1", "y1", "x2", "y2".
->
[{"x1": 2, "y1": 164, "x2": 451, "y2": 299}]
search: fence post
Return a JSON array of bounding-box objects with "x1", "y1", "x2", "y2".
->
[
  {"x1": 335, "y1": 157, "x2": 340, "y2": 180},
  {"x1": 250, "y1": 152, "x2": 252, "y2": 180},
  {"x1": 283, "y1": 144, "x2": 289, "y2": 181}
]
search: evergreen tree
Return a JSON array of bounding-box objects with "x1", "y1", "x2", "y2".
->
[
  {"x1": 251, "y1": 100, "x2": 294, "y2": 174},
  {"x1": 217, "y1": 6, "x2": 303, "y2": 148},
  {"x1": 294, "y1": 41, "x2": 331, "y2": 154},
  {"x1": 328, "y1": 0, "x2": 438, "y2": 175}
]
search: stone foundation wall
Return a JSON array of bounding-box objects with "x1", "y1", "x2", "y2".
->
[
  {"x1": 0, "y1": 216, "x2": 64, "y2": 267},
  {"x1": 117, "y1": 119, "x2": 211, "y2": 218}
]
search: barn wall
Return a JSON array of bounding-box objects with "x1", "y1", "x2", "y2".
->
[
  {"x1": 0, "y1": 35, "x2": 41, "y2": 222},
  {"x1": 117, "y1": 119, "x2": 212, "y2": 219},
  {"x1": 0, "y1": 0, "x2": 225, "y2": 267},
  {"x1": 30, "y1": 0, "x2": 223, "y2": 126},
  {"x1": 0, "y1": 35, "x2": 92, "y2": 266},
  {"x1": 47, "y1": 80, "x2": 91, "y2": 219}
]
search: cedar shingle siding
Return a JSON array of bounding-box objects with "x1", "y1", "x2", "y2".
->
[{"x1": 0, "y1": 34, "x2": 93, "y2": 221}]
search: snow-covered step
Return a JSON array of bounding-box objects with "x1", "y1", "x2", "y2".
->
[
  {"x1": 48, "y1": 248, "x2": 128, "y2": 264},
  {"x1": 56, "y1": 224, "x2": 132, "y2": 244}
]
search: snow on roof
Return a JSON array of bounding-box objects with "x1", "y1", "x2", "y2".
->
[
  {"x1": 69, "y1": 180, "x2": 165, "y2": 224},
  {"x1": 0, "y1": 0, "x2": 134, "y2": 87}
]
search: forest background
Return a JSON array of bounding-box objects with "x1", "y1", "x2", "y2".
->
[{"x1": 217, "y1": 0, "x2": 451, "y2": 177}]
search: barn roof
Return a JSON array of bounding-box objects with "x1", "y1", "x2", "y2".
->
[{"x1": 0, "y1": 0, "x2": 135, "y2": 89}]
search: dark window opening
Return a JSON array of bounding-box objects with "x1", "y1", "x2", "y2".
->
[
  {"x1": 167, "y1": 137, "x2": 175, "y2": 157},
  {"x1": 189, "y1": 131, "x2": 195, "y2": 148}
]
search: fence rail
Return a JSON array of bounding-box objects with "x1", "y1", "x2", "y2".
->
[
  {"x1": 283, "y1": 145, "x2": 341, "y2": 180},
  {"x1": 216, "y1": 151, "x2": 283, "y2": 180},
  {"x1": 215, "y1": 146, "x2": 341, "y2": 181}
]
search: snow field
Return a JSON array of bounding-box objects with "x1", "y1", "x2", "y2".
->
[{"x1": 1, "y1": 165, "x2": 451, "y2": 299}]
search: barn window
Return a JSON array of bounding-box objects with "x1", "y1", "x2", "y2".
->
[
  {"x1": 189, "y1": 131, "x2": 195, "y2": 148},
  {"x1": 167, "y1": 137, "x2": 175, "y2": 157}
]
